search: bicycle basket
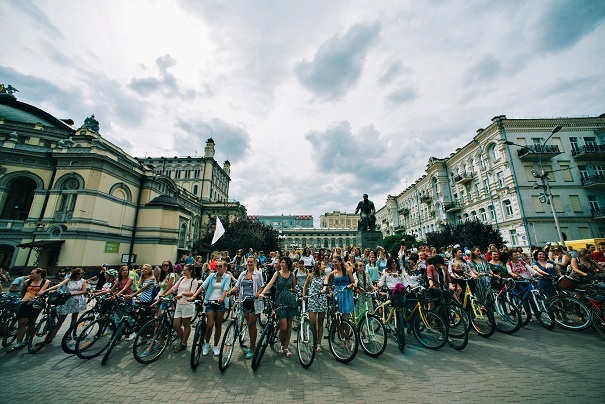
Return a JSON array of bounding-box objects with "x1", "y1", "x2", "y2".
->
[
  {"x1": 48, "y1": 292, "x2": 71, "y2": 306},
  {"x1": 556, "y1": 276, "x2": 579, "y2": 291}
]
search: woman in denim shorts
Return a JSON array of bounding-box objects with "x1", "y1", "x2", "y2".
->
[
  {"x1": 195, "y1": 261, "x2": 231, "y2": 356},
  {"x1": 161, "y1": 265, "x2": 198, "y2": 353}
]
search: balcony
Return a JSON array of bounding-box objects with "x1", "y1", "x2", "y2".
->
[
  {"x1": 572, "y1": 144, "x2": 605, "y2": 161},
  {"x1": 517, "y1": 145, "x2": 562, "y2": 161},
  {"x1": 444, "y1": 201, "x2": 463, "y2": 212},
  {"x1": 420, "y1": 195, "x2": 432, "y2": 204},
  {"x1": 581, "y1": 174, "x2": 605, "y2": 188},
  {"x1": 592, "y1": 207, "x2": 605, "y2": 220},
  {"x1": 399, "y1": 208, "x2": 410, "y2": 215},
  {"x1": 454, "y1": 172, "x2": 473, "y2": 184}
]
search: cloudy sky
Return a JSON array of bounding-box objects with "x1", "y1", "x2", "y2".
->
[{"x1": 2, "y1": 0, "x2": 605, "y2": 226}]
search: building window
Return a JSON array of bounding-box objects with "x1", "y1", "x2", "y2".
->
[
  {"x1": 503, "y1": 200, "x2": 513, "y2": 217},
  {"x1": 570, "y1": 137, "x2": 578, "y2": 151},
  {"x1": 588, "y1": 196, "x2": 599, "y2": 212},
  {"x1": 483, "y1": 178, "x2": 489, "y2": 193},
  {"x1": 594, "y1": 165, "x2": 605, "y2": 176},
  {"x1": 488, "y1": 144, "x2": 500, "y2": 161},
  {"x1": 510, "y1": 229, "x2": 519, "y2": 246},
  {"x1": 578, "y1": 166, "x2": 588, "y2": 180},
  {"x1": 585, "y1": 137, "x2": 597, "y2": 147},
  {"x1": 496, "y1": 171, "x2": 504, "y2": 188},
  {"x1": 480, "y1": 154, "x2": 486, "y2": 169},
  {"x1": 489, "y1": 205, "x2": 496, "y2": 221},
  {"x1": 174, "y1": 170, "x2": 181, "y2": 179},
  {"x1": 475, "y1": 184, "x2": 480, "y2": 198},
  {"x1": 194, "y1": 169, "x2": 200, "y2": 178},
  {"x1": 193, "y1": 185, "x2": 198, "y2": 195},
  {"x1": 471, "y1": 211, "x2": 478, "y2": 221},
  {"x1": 479, "y1": 208, "x2": 487, "y2": 222},
  {"x1": 184, "y1": 170, "x2": 191, "y2": 179},
  {"x1": 56, "y1": 177, "x2": 81, "y2": 221}
]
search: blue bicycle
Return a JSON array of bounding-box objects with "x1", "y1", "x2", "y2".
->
[{"x1": 508, "y1": 278, "x2": 555, "y2": 330}]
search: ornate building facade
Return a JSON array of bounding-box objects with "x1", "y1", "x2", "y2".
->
[
  {"x1": 375, "y1": 115, "x2": 605, "y2": 247},
  {"x1": 0, "y1": 90, "x2": 245, "y2": 273}
]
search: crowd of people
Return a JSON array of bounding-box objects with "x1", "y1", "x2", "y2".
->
[{"x1": 2, "y1": 240, "x2": 604, "y2": 357}]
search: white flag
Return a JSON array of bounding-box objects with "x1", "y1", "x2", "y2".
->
[{"x1": 211, "y1": 216, "x2": 225, "y2": 245}]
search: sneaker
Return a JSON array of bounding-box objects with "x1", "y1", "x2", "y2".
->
[
  {"x1": 127, "y1": 333, "x2": 137, "y2": 340},
  {"x1": 245, "y1": 352, "x2": 254, "y2": 359},
  {"x1": 202, "y1": 343, "x2": 210, "y2": 356},
  {"x1": 140, "y1": 349, "x2": 151, "y2": 358},
  {"x1": 174, "y1": 344, "x2": 186, "y2": 353},
  {"x1": 213, "y1": 346, "x2": 220, "y2": 356},
  {"x1": 243, "y1": 348, "x2": 250, "y2": 354}
]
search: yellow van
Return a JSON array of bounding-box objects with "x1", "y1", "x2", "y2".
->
[{"x1": 563, "y1": 238, "x2": 604, "y2": 251}]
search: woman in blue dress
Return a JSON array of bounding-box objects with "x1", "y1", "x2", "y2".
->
[{"x1": 325, "y1": 255, "x2": 356, "y2": 317}]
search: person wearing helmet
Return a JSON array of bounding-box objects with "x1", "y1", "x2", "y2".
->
[{"x1": 92, "y1": 268, "x2": 119, "y2": 295}]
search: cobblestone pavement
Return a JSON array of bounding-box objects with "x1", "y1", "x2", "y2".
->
[{"x1": 0, "y1": 316, "x2": 603, "y2": 404}]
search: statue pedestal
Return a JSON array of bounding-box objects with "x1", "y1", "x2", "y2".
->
[{"x1": 356, "y1": 230, "x2": 383, "y2": 251}]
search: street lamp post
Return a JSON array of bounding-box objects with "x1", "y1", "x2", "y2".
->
[{"x1": 504, "y1": 125, "x2": 565, "y2": 247}]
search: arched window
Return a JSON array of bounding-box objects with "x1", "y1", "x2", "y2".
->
[
  {"x1": 193, "y1": 185, "x2": 199, "y2": 195},
  {"x1": 479, "y1": 208, "x2": 487, "y2": 222},
  {"x1": 179, "y1": 223, "x2": 187, "y2": 248},
  {"x1": 55, "y1": 176, "x2": 83, "y2": 222},
  {"x1": 502, "y1": 200, "x2": 513, "y2": 217},
  {"x1": 1, "y1": 176, "x2": 37, "y2": 220},
  {"x1": 487, "y1": 144, "x2": 500, "y2": 161}
]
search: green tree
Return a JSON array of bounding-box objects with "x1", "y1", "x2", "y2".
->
[
  {"x1": 382, "y1": 232, "x2": 418, "y2": 257},
  {"x1": 426, "y1": 220, "x2": 503, "y2": 252},
  {"x1": 193, "y1": 217, "x2": 280, "y2": 257}
]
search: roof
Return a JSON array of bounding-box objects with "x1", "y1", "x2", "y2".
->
[
  {"x1": 147, "y1": 195, "x2": 180, "y2": 207},
  {"x1": 0, "y1": 94, "x2": 74, "y2": 131}
]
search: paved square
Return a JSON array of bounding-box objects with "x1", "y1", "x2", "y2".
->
[{"x1": 1, "y1": 319, "x2": 603, "y2": 403}]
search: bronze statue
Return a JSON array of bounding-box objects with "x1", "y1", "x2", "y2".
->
[{"x1": 355, "y1": 194, "x2": 376, "y2": 232}]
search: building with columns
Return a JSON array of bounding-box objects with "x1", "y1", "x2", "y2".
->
[
  {"x1": 375, "y1": 114, "x2": 605, "y2": 247},
  {"x1": 0, "y1": 90, "x2": 245, "y2": 273}
]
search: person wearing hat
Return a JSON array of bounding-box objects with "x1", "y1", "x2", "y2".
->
[{"x1": 92, "y1": 268, "x2": 119, "y2": 295}]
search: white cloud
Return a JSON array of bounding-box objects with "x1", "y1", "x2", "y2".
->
[{"x1": 1, "y1": 0, "x2": 604, "y2": 226}]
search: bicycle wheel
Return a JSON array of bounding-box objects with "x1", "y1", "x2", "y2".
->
[
  {"x1": 76, "y1": 317, "x2": 115, "y2": 359},
  {"x1": 218, "y1": 321, "x2": 237, "y2": 372},
  {"x1": 101, "y1": 321, "x2": 125, "y2": 365},
  {"x1": 469, "y1": 300, "x2": 495, "y2": 338},
  {"x1": 531, "y1": 294, "x2": 555, "y2": 330},
  {"x1": 412, "y1": 309, "x2": 448, "y2": 350},
  {"x1": 549, "y1": 296, "x2": 591, "y2": 331},
  {"x1": 133, "y1": 318, "x2": 170, "y2": 364},
  {"x1": 358, "y1": 315, "x2": 387, "y2": 357},
  {"x1": 296, "y1": 318, "x2": 316, "y2": 368},
  {"x1": 62, "y1": 315, "x2": 96, "y2": 354},
  {"x1": 492, "y1": 297, "x2": 521, "y2": 334},
  {"x1": 395, "y1": 310, "x2": 405, "y2": 353},
  {"x1": 238, "y1": 316, "x2": 248, "y2": 347},
  {"x1": 444, "y1": 304, "x2": 469, "y2": 350},
  {"x1": 2, "y1": 318, "x2": 18, "y2": 348},
  {"x1": 592, "y1": 308, "x2": 605, "y2": 339},
  {"x1": 251, "y1": 323, "x2": 273, "y2": 371},
  {"x1": 511, "y1": 295, "x2": 531, "y2": 326},
  {"x1": 28, "y1": 317, "x2": 53, "y2": 354},
  {"x1": 327, "y1": 318, "x2": 358, "y2": 363},
  {"x1": 190, "y1": 319, "x2": 206, "y2": 370}
]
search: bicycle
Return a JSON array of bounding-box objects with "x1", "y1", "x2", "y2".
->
[
  {"x1": 583, "y1": 281, "x2": 605, "y2": 339},
  {"x1": 1, "y1": 294, "x2": 20, "y2": 348},
  {"x1": 371, "y1": 288, "x2": 405, "y2": 352},
  {"x1": 28, "y1": 292, "x2": 71, "y2": 354},
  {"x1": 548, "y1": 276, "x2": 591, "y2": 331},
  {"x1": 426, "y1": 288, "x2": 470, "y2": 350},
  {"x1": 486, "y1": 277, "x2": 522, "y2": 334},
  {"x1": 508, "y1": 277, "x2": 555, "y2": 330},
  {"x1": 61, "y1": 293, "x2": 108, "y2": 354},
  {"x1": 132, "y1": 297, "x2": 179, "y2": 364},
  {"x1": 251, "y1": 302, "x2": 288, "y2": 371},
  {"x1": 296, "y1": 294, "x2": 317, "y2": 368},
  {"x1": 456, "y1": 278, "x2": 496, "y2": 337},
  {"x1": 351, "y1": 291, "x2": 387, "y2": 357},
  {"x1": 375, "y1": 286, "x2": 448, "y2": 350},
  {"x1": 324, "y1": 287, "x2": 359, "y2": 363},
  {"x1": 190, "y1": 300, "x2": 210, "y2": 370},
  {"x1": 219, "y1": 295, "x2": 253, "y2": 372}
]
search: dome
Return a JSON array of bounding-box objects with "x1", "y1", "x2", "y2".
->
[{"x1": 0, "y1": 94, "x2": 74, "y2": 130}]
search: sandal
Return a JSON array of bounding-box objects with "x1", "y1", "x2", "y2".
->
[
  {"x1": 316, "y1": 345, "x2": 323, "y2": 353},
  {"x1": 278, "y1": 346, "x2": 285, "y2": 355},
  {"x1": 284, "y1": 349, "x2": 293, "y2": 358}
]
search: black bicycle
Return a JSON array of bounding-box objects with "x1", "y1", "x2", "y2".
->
[
  {"x1": 132, "y1": 297, "x2": 179, "y2": 364},
  {"x1": 219, "y1": 295, "x2": 254, "y2": 372}
]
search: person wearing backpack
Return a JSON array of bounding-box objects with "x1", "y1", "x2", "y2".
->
[
  {"x1": 6, "y1": 268, "x2": 51, "y2": 353},
  {"x1": 37, "y1": 267, "x2": 87, "y2": 343}
]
